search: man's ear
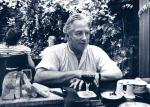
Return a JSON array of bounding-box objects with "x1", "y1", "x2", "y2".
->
[{"x1": 66, "y1": 34, "x2": 71, "y2": 41}]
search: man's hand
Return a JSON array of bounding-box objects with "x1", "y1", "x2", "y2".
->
[
  {"x1": 82, "y1": 71, "x2": 99, "y2": 86},
  {"x1": 69, "y1": 71, "x2": 100, "y2": 91},
  {"x1": 69, "y1": 78, "x2": 84, "y2": 91}
]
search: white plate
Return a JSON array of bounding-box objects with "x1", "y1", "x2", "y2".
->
[
  {"x1": 101, "y1": 91, "x2": 123, "y2": 100},
  {"x1": 77, "y1": 91, "x2": 97, "y2": 99},
  {"x1": 119, "y1": 102, "x2": 150, "y2": 107}
]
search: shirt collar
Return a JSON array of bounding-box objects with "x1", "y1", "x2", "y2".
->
[
  {"x1": 66, "y1": 42, "x2": 88, "y2": 68},
  {"x1": 66, "y1": 42, "x2": 88, "y2": 55}
]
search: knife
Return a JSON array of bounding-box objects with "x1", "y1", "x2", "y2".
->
[{"x1": 49, "y1": 90, "x2": 66, "y2": 97}]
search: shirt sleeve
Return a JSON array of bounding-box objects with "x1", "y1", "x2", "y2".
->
[
  {"x1": 95, "y1": 47, "x2": 121, "y2": 74},
  {"x1": 36, "y1": 48, "x2": 59, "y2": 71},
  {"x1": 40, "y1": 47, "x2": 49, "y2": 58}
]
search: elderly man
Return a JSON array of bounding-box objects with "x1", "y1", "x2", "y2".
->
[{"x1": 34, "y1": 13, "x2": 122, "y2": 90}]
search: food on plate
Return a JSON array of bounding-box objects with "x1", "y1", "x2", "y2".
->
[{"x1": 32, "y1": 83, "x2": 51, "y2": 98}]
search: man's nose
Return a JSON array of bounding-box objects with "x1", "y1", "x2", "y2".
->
[{"x1": 81, "y1": 33, "x2": 87, "y2": 41}]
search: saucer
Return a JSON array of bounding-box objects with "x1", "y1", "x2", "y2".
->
[
  {"x1": 124, "y1": 93, "x2": 135, "y2": 99},
  {"x1": 101, "y1": 91, "x2": 123, "y2": 100},
  {"x1": 77, "y1": 91, "x2": 97, "y2": 99}
]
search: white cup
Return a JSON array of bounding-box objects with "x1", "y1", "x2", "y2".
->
[
  {"x1": 124, "y1": 83, "x2": 135, "y2": 99},
  {"x1": 115, "y1": 81, "x2": 124, "y2": 95}
]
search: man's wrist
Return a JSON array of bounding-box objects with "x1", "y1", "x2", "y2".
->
[{"x1": 73, "y1": 70, "x2": 83, "y2": 79}]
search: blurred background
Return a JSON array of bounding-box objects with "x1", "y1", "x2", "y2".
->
[{"x1": 0, "y1": 0, "x2": 139, "y2": 78}]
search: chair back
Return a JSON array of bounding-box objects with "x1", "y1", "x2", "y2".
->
[{"x1": 5, "y1": 52, "x2": 28, "y2": 71}]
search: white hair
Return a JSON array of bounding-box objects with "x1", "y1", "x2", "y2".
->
[{"x1": 63, "y1": 13, "x2": 91, "y2": 34}]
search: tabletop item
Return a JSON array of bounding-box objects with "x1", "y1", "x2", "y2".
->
[
  {"x1": 22, "y1": 73, "x2": 37, "y2": 98},
  {"x1": 82, "y1": 74, "x2": 95, "y2": 91},
  {"x1": 124, "y1": 83, "x2": 135, "y2": 99},
  {"x1": 119, "y1": 102, "x2": 150, "y2": 107},
  {"x1": 1, "y1": 71, "x2": 24, "y2": 100},
  {"x1": 115, "y1": 78, "x2": 148, "y2": 98},
  {"x1": 49, "y1": 88, "x2": 65, "y2": 97},
  {"x1": 1, "y1": 71, "x2": 18, "y2": 100},
  {"x1": 101, "y1": 91, "x2": 124, "y2": 107},
  {"x1": 101, "y1": 91, "x2": 123, "y2": 100},
  {"x1": 32, "y1": 83, "x2": 64, "y2": 98},
  {"x1": 115, "y1": 81, "x2": 124, "y2": 95},
  {"x1": 77, "y1": 91, "x2": 97, "y2": 99},
  {"x1": 117, "y1": 79, "x2": 134, "y2": 85},
  {"x1": 15, "y1": 72, "x2": 22, "y2": 99},
  {"x1": 132, "y1": 78, "x2": 147, "y2": 94},
  {"x1": 32, "y1": 83, "x2": 51, "y2": 98},
  {"x1": 1, "y1": 71, "x2": 35, "y2": 100}
]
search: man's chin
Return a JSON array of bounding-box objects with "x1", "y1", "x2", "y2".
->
[{"x1": 78, "y1": 45, "x2": 87, "y2": 52}]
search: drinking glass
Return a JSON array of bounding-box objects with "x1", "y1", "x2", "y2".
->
[{"x1": 82, "y1": 74, "x2": 95, "y2": 91}]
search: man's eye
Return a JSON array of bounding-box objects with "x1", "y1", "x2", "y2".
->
[
  {"x1": 75, "y1": 31, "x2": 82, "y2": 35},
  {"x1": 75, "y1": 31, "x2": 90, "y2": 36},
  {"x1": 85, "y1": 31, "x2": 90, "y2": 35}
]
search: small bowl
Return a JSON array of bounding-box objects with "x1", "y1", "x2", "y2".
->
[
  {"x1": 101, "y1": 91, "x2": 123, "y2": 103},
  {"x1": 101, "y1": 91, "x2": 124, "y2": 106},
  {"x1": 101, "y1": 91, "x2": 123, "y2": 100}
]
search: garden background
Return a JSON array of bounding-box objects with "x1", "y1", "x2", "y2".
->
[{"x1": 0, "y1": 0, "x2": 139, "y2": 78}]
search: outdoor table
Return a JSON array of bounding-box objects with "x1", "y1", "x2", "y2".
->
[
  {"x1": 0, "y1": 80, "x2": 150, "y2": 107},
  {"x1": 0, "y1": 91, "x2": 64, "y2": 107}
]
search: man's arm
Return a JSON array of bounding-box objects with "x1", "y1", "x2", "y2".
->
[
  {"x1": 34, "y1": 68, "x2": 82, "y2": 85},
  {"x1": 100, "y1": 67, "x2": 123, "y2": 81},
  {"x1": 95, "y1": 47, "x2": 123, "y2": 81}
]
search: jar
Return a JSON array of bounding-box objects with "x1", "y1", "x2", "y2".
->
[{"x1": 133, "y1": 78, "x2": 147, "y2": 94}]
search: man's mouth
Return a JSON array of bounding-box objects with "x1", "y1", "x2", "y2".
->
[
  {"x1": 80, "y1": 42, "x2": 87, "y2": 45},
  {"x1": 80, "y1": 43, "x2": 88, "y2": 47}
]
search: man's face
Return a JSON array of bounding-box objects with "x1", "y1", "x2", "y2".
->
[{"x1": 68, "y1": 19, "x2": 90, "y2": 52}]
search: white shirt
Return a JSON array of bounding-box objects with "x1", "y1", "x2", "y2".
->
[
  {"x1": 40, "y1": 47, "x2": 52, "y2": 58},
  {"x1": 36, "y1": 43, "x2": 119, "y2": 74}
]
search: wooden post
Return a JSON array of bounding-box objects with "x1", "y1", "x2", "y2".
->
[{"x1": 139, "y1": 0, "x2": 150, "y2": 77}]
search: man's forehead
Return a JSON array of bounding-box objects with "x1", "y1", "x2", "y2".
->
[
  {"x1": 73, "y1": 27, "x2": 90, "y2": 32},
  {"x1": 73, "y1": 19, "x2": 89, "y2": 25},
  {"x1": 72, "y1": 20, "x2": 90, "y2": 30}
]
